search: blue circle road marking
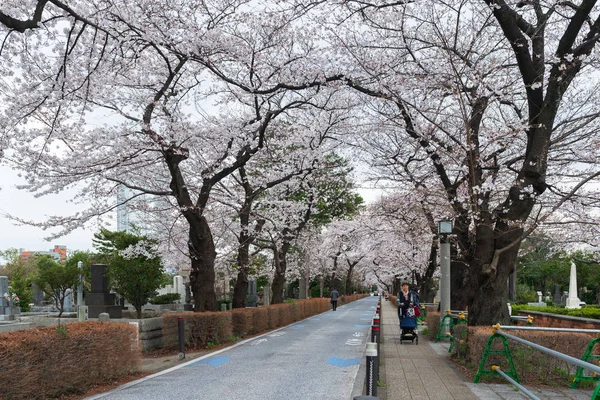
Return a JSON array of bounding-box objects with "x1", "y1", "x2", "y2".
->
[
  {"x1": 187, "y1": 356, "x2": 230, "y2": 368},
  {"x1": 327, "y1": 356, "x2": 361, "y2": 368}
]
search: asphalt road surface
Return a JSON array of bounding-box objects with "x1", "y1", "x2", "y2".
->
[{"x1": 87, "y1": 296, "x2": 379, "y2": 400}]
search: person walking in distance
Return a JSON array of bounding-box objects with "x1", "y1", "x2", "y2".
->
[{"x1": 330, "y1": 288, "x2": 340, "y2": 311}]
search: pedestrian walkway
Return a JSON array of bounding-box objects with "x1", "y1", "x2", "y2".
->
[{"x1": 378, "y1": 297, "x2": 594, "y2": 399}]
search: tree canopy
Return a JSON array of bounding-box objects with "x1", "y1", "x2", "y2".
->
[
  {"x1": 94, "y1": 228, "x2": 165, "y2": 318},
  {"x1": 2, "y1": 0, "x2": 600, "y2": 324}
]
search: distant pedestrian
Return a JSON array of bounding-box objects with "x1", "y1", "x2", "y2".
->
[
  {"x1": 413, "y1": 286, "x2": 421, "y2": 305},
  {"x1": 330, "y1": 288, "x2": 340, "y2": 311}
]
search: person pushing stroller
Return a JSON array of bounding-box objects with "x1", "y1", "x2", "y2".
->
[{"x1": 397, "y1": 282, "x2": 420, "y2": 344}]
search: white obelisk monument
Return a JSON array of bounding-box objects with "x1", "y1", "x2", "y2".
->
[{"x1": 565, "y1": 261, "x2": 582, "y2": 309}]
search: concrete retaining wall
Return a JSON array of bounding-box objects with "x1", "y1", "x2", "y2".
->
[
  {"x1": 137, "y1": 317, "x2": 164, "y2": 351},
  {"x1": 1, "y1": 313, "x2": 167, "y2": 351},
  {"x1": 517, "y1": 310, "x2": 600, "y2": 329}
]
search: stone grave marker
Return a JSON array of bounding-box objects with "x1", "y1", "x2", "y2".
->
[
  {"x1": 553, "y1": 284, "x2": 562, "y2": 305},
  {"x1": 0, "y1": 276, "x2": 8, "y2": 309},
  {"x1": 64, "y1": 289, "x2": 73, "y2": 312},
  {"x1": 87, "y1": 264, "x2": 122, "y2": 318},
  {"x1": 246, "y1": 279, "x2": 258, "y2": 307},
  {"x1": 263, "y1": 283, "x2": 271, "y2": 306}
]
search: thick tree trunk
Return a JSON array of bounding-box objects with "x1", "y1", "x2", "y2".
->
[
  {"x1": 450, "y1": 260, "x2": 469, "y2": 310},
  {"x1": 271, "y1": 247, "x2": 288, "y2": 304},
  {"x1": 392, "y1": 276, "x2": 401, "y2": 296},
  {"x1": 189, "y1": 216, "x2": 217, "y2": 312},
  {"x1": 345, "y1": 262, "x2": 355, "y2": 295},
  {"x1": 418, "y1": 241, "x2": 438, "y2": 303},
  {"x1": 232, "y1": 205, "x2": 252, "y2": 309},
  {"x1": 467, "y1": 224, "x2": 522, "y2": 325},
  {"x1": 232, "y1": 268, "x2": 249, "y2": 309},
  {"x1": 271, "y1": 269, "x2": 285, "y2": 304}
]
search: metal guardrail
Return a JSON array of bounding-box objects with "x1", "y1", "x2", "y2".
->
[
  {"x1": 498, "y1": 325, "x2": 600, "y2": 334},
  {"x1": 480, "y1": 325, "x2": 600, "y2": 399},
  {"x1": 494, "y1": 328, "x2": 600, "y2": 376},
  {"x1": 491, "y1": 366, "x2": 540, "y2": 400}
]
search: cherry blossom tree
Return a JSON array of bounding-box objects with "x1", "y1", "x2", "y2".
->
[
  {"x1": 0, "y1": 0, "x2": 345, "y2": 311},
  {"x1": 214, "y1": 101, "x2": 351, "y2": 307},
  {"x1": 324, "y1": 0, "x2": 600, "y2": 324},
  {"x1": 252, "y1": 153, "x2": 363, "y2": 303}
]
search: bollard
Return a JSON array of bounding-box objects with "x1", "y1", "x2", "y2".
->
[
  {"x1": 178, "y1": 317, "x2": 185, "y2": 360},
  {"x1": 372, "y1": 312, "x2": 381, "y2": 372},
  {"x1": 371, "y1": 313, "x2": 380, "y2": 343},
  {"x1": 365, "y1": 342, "x2": 378, "y2": 397}
]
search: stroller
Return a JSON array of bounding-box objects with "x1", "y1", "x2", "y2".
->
[{"x1": 400, "y1": 313, "x2": 418, "y2": 344}]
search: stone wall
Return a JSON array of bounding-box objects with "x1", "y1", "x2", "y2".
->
[
  {"x1": 137, "y1": 317, "x2": 164, "y2": 351},
  {"x1": 517, "y1": 310, "x2": 600, "y2": 329}
]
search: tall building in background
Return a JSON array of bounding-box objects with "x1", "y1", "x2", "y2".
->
[
  {"x1": 117, "y1": 185, "x2": 131, "y2": 232},
  {"x1": 20, "y1": 245, "x2": 67, "y2": 262}
]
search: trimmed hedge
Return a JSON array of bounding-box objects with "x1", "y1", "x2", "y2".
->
[
  {"x1": 162, "y1": 296, "x2": 366, "y2": 349},
  {"x1": 163, "y1": 311, "x2": 233, "y2": 349},
  {"x1": 511, "y1": 304, "x2": 600, "y2": 319},
  {"x1": 467, "y1": 326, "x2": 597, "y2": 386},
  {"x1": 150, "y1": 293, "x2": 181, "y2": 304},
  {"x1": 0, "y1": 322, "x2": 140, "y2": 400}
]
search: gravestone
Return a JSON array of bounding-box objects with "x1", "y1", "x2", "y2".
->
[
  {"x1": 0, "y1": 277, "x2": 21, "y2": 321},
  {"x1": 561, "y1": 291, "x2": 569, "y2": 306},
  {"x1": 78, "y1": 305, "x2": 89, "y2": 321},
  {"x1": 0, "y1": 276, "x2": 8, "y2": 309},
  {"x1": 263, "y1": 283, "x2": 271, "y2": 307},
  {"x1": 553, "y1": 285, "x2": 562, "y2": 305},
  {"x1": 64, "y1": 289, "x2": 73, "y2": 312},
  {"x1": 32, "y1": 283, "x2": 45, "y2": 306},
  {"x1": 173, "y1": 275, "x2": 185, "y2": 303},
  {"x1": 246, "y1": 279, "x2": 258, "y2": 307},
  {"x1": 184, "y1": 282, "x2": 194, "y2": 311},
  {"x1": 86, "y1": 264, "x2": 122, "y2": 318},
  {"x1": 0, "y1": 276, "x2": 8, "y2": 319},
  {"x1": 527, "y1": 293, "x2": 546, "y2": 307}
]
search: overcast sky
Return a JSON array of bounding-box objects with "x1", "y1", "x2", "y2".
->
[
  {"x1": 0, "y1": 164, "x2": 384, "y2": 256},
  {"x1": 0, "y1": 165, "x2": 98, "y2": 253}
]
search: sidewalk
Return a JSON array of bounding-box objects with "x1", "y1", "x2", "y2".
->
[{"x1": 377, "y1": 297, "x2": 593, "y2": 400}]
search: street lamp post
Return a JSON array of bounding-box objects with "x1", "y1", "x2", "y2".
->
[{"x1": 438, "y1": 220, "x2": 453, "y2": 320}]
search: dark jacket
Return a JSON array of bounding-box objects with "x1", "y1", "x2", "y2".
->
[
  {"x1": 397, "y1": 290, "x2": 419, "y2": 318},
  {"x1": 331, "y1": 290, "x2": 340, "y2": 301}
]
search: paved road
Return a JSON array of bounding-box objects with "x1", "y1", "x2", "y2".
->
[{"x1": 87, "y1": 296, "x2": 380, "y2": 400}]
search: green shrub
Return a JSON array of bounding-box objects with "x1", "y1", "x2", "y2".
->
[
  {"x1": 515, "y1": 283, "x2": 537, "y2": 304},
  {"x1": 217, "y1": 299, "x2": 231, "y2": 311},
  {"x1": 511, "y1": 304, "x2": 600, "y2": 319},
  {"x1": 150, "y1": 293, "x2": 181, "y2": 304},
  {"x1": 580, "y1": 291, "x2": 597, "y2": 305}
]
